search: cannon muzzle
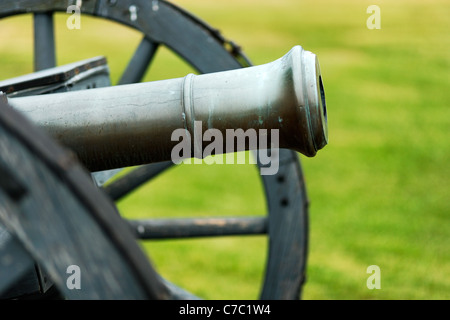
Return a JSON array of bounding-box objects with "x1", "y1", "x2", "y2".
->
[{"x1": 7, "y1": 45, "x2": 328, "y2": 172}]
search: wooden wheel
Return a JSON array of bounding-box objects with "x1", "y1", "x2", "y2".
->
[{"x1": 0, "y1": 0, "x2": 309, "y2": 299}]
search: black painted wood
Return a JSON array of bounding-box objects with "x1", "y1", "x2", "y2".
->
[
  {"x1": 33, "y1": 12, "x2": 56, "y2": 71},
  {"x1": 0, "y1": 227, "x2": 36, "y2": 298},
  {"x1": 0, "y1": 56, "x2": 109, "y2": 97},
  {"x1": 0, "y1": 0, "x2": 97, "y2": 18},
  {"x1": 103, "y1": 161, "x2": 173, "y2": 201},
  {"x1": 129, "y1": 217, "x2": 268, "y2": 240},
  {"x1": 0, "y1": 162, "x2": 27, "y2": 201},
  {"x1": 118, "y1": 37, "x2": 159, "y2": 85}
]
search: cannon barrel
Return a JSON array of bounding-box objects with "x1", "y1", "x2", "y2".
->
[{"x1": 7, "y1": 46, "x2": 328, "y2": 172}]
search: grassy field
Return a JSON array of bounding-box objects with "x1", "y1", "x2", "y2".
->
[{"x1": 0, "y1": 0, "x2": 448, "y2": 299}]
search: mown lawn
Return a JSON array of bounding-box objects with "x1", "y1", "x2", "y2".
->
[{"x1": 0, "y1": 0, "x2": 448, "y2": 299}]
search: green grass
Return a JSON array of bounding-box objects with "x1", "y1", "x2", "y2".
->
[{"x1": 0, "y1": 0, "x2": 448, "y2": 299}]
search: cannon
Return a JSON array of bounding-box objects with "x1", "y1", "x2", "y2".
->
[
  {"x1": 7, "y1": 46, "x2": 327, "y2": 170},
  {"x1": 0, "y1": 1, "x2": 327, "y2": 300}
]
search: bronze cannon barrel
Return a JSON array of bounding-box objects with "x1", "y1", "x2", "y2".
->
[{"x1": 7, "y1": 45, "x2": 328, "y2": 172}]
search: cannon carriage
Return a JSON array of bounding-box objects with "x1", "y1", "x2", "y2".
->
[{"x1": 0, "y1": 0, "x2": 327, "y2": 300}]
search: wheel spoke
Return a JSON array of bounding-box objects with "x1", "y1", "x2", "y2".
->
[
  {"x1": 33, "y1": 12, "x2": 56, "y2": 71},
  {"x1": 118, "y1": 37, "x2": 159, "y2": 85},
  {"x1": 0, "y1": 226, "x2": 36, "y2": 297},
  {"x1": 103, "y1": 161, "x2": 173, "y2": 201},
  {"x1": 129, "y1": 217, "x2": 268, "y2": 240}
]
